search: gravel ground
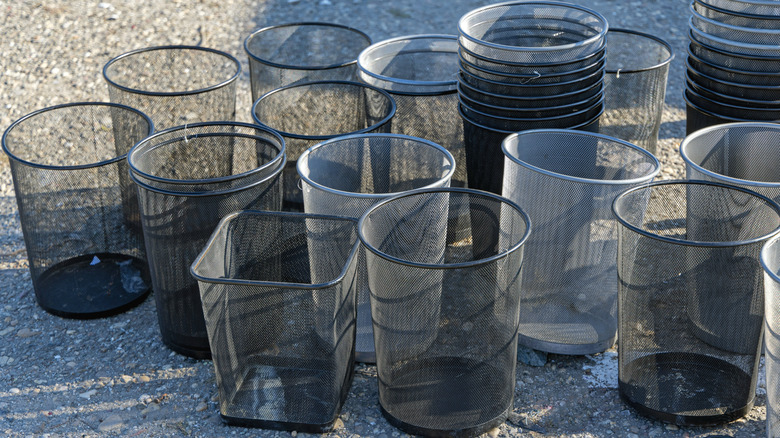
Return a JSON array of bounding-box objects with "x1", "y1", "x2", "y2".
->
[{"x1": 0, "y1": 0, "x2": 767, "y2": 437}]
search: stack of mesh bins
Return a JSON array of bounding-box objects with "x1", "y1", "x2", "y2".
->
[
  {"x1": 685, "y1": 0, "x2": 780, "y2": 133},
  {"x1": 456, "y1": 0, "x2": 608, "y2": 194}
]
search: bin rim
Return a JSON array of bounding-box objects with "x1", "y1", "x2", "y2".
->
[
  {"x1": 612, "y1": 179, "x2": 780, "y2": 248},
  {"x1": 244, "y1": 22, "x2": 371, "y2": 70},
  {"x1": 2, "y1": 101, "x2": 154, "y2": 171},
  {"x1": 502, "y1": 129, "x2": 660, "y2": 185},
  {"x1": 761, "y1": 233, "x2": 780, "y2": 285},
  {"x1": 681, "y1": 122, "x2": 780, "y2": 189},
  {"x1": 297, "y1": 133, "x2": 456, "y2": 198},
  {"x1": 251, "y1": 80, "x2": 396, "y2": 141},
  {"x1": 127, "y1": 121, "x2": 285, "y2": 187},
  {"x1": 103, "y1": 45, "x2": 241, "y2": 97},
  {"x1": 190, "y1": 210, "x2": 360, "y2": 289},
  {"x1": 605, "y1": 28, "x2": 674, "y2": 74},
  {"x1": 357, "y1": 187, "x2": 532, "y2": 269}
]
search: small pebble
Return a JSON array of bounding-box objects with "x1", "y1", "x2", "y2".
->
[
  {"x1": 195, "y1": 402, "x2": 208, "y2": 412},
  {"x1": 487, "y1": 427, "x2": 500, "y2": 438},
  {"x1": 138, "y1": 375, "x2": 151, "y2": 383},
  {"x1": 79, "y1": 389, "x2": 97, "y2": 399},
  {"x1": 16, "y1": 328, "x2": 41, "y2": 338},
  {"x1": 9, "y1": 388, "x2": 21, "y2": 394},
  {"x1": 665, "y1": 424, "x2": 679, "y2": 431},
  {"x1": 120, "y1": 375, "x2": 133, "y2": 384}
]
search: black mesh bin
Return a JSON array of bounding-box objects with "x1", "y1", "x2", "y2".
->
[
  {"x1": 252, "y1": 80, "x2": 395, "y2": 211},
  {"x1": 613, "y1": 180, "x2": 780, "y2": 426},
  {"x1": 502, "y1": 130, "x2": 660, "y2": 355},
  {"x1": 129, "y1": 122, "x2": 285, "y2": 359},
  {"x1": 191, "y1": 211, "x2": 359, "y2": 432},
  {"x1": 2, "y1": 102, "x2": 153, "y2": 318},
  {"x1": 600, "y1": 29, "x2": 673, "y2": 155},
  {"x1": 244, "y1": 22, "x2": 372, "y2": 103},
  {"x1": 761, "y1": 234, "x2": 780, "y2": 438},
  {"x1": 358, "y1": 188, "x2": 531, "y2": 437},
  {"x1": 297, "y1": 133, "x2": 455, "y2": 363}
]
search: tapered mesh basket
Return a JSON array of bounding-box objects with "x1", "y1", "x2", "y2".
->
[
  {"x1": 358, "y1": 188, "x2": 530, "y2": 437},
  {"x1": 129, "y1": 122, "x2": 285, "y2": 358},
  {"x1": 2, "y1": 102, "x2": 153, "y2": 318},
  {"x1": 613, "y1": 180, "x2": 780, "y2": 426},
  {"x1": 191, "y1": 211, "x2": 359, "y2": 432},
  {"x1": 761, "y1": 234, "x2": 780, "y2": 438},
  {"x1": 502, "y1": 130, "x2": 659, "y2": 355},
  {"x1": 699, "y1": 0, "x2": 780, "y2": 17},
  {"x1": 297, "y1": 133, "x2": 455, "y2": 363},
  {"x1": 691, "y1": 5, "x2": 780, "y2": 45},
  {"x1": 252, "y1": 80, "x2": 395, "y2": 211}
]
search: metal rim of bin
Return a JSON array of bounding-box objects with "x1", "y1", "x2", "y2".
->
[
  {"x1": 1, "y1": 101, "x2": 155, "y2": 319},
  {"x1": 689, "y1": 37, "x2": 780, "y2": 74},
  {"x1": 244, "y1": 22, "x2": 371, "y2": 70},
  {"x1": 459, "y1": 94, "x2": 605, "y2": 126},
  {"x1": 694, "y1": 0, "x2": 780, "y2": 27},
  {"x1": 687, "y1": 46, "x2": 780, "y2": 85},
  {"x1": 606, "y1": 28, "x2": 673, "y2": 74},
  {"x1": 359, "y1": 187, "x2": 531, "y2": 269},
  {"x1": 457, "y1": 0, "x2": 608, "y2": 63},
  {"x1": 457, "y1": 72, "x2": 604, "y2": 105},
  {"x1": 699, "y1": 0, "x2": 780, "y2": 17},
  {"x1": 459, "y1": 85, "x2": 603, "y2": 117},
  {"x1": 686, "y1": 59, "x2": 780, "y2": 100},
  {"x1": 127, "y1": 121, "x2": 286, "y2": 190},
  {"x1": 458, "y1": 49, "x2": 606, "y2": 81},
  {"x1": 680, "y1": 122, "x2": 780, "y2": 189},
  {"x1": 689, "y1": 22, "x2": 780, "y2": 57},
  {"x1": 297, "y1": 133, "x2": 456, "y2": 199},
  {"x1": 458, "y1": 44, "x2": 606, "y2": 73},
  {"x1": 357, "y1": 34, "x2": 459, "y2": 95},
  {"x1": 459, "y1": 67, "x2": 605, "y2": 94},
  {"x1": 459, "y1": 104, "x2": 603, "y2": 135},
  {"x1": 251, "y1": 80, "x2": 397, "y2": 141},
  {"x1": 686, "y1": 73, "x2": 780, "y2": 108},
  {"x1": 690, "y1": 4, "x2": 780, "y2": 45},
  {"x1": 612, "y1": 179, "x2": 780, "y2": 247},
  {"x1": 103, "y1": 45, "x2": 241, "y2": 96},
  {"x1": 685, "y1": 87, "x2": 780, "y2": 121},
  {"x1": 762, "y1": 234, "x2": 780, "y2": 286}
]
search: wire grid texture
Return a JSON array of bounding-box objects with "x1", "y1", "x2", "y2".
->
[
  {"x1": 688, "y1": 52, "x2": 780, "y2": 87},
  {"x1": 132, "y1": 128, "x2": 283, "y2": 358},
  {"x1": 699, "y1": 0, "x2": 780, "y2": 17},
  {"x1": 689, "y1": 39, "x2": 780, "y2": 73},
  {"x1": 694, "y1": 0, "x2": 780, "y2": 29},
  {"x1": 690, "y1": 6, "x2": 780, "y2": 46},
  {"x1": 3, "y1": 104, "x2": 152, "y2": 316},
  {"x1": 502, "y1": 130, "x2": 658, "y2": 354},
  {"x1": 245, "y1": 23, "x2": 371, "y2": 102},
  {"x1": 360, "y1": 190, "x2": 528, "y2": 435},
  {"x1": 600, "y1": 30, "x2": 672, "y2": 155},
  {"x1": 763, "y1": 235, "x2": 780, "y2": 438},
  {"x1": 298, "y1": 134, "x2": 455, "y2": 362},
  {"x1": 614, "y1": 182, "x2": 780, "y2": 425},
  {"x1": 192, "y1": 212, "x2": 358, "y2": 431},
  {"x1": 252, "y1": 81, "x2": 394, "y2": 210}
]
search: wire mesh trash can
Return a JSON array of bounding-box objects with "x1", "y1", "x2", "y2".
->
[
  {"x1": 600, "y1": 29, "x2": 673, "y2": 155},
  {"x1": 129, "y1": 122, "x2": 285, "y2": 359},
  {"x1": 502, "y1": 130, "x2": 659, "y2": 355},
  {"x1": 613, "y1": 180, "x2": 780, "y2": 426},
  {"x1": 252, "y1": 80, "x2": 395, "y2": 211},
  {"x1": 244, "y1": 22, "x2": 372, "y2": 103},
  {"x1": 191, "y1": 211, "x2": 359, "y2": 432},
  {"x1": 297, "y1": 134, "x2": 456, "y2": 363},
  {"x1": 103, "y1": 45, "x2": 241, "y2": 130},
  {"x1": 2, "y1": 102, "x2": 153, "y2": 318},
  {"x1": 358, "y1": 188, "x2": 531, "y2": 437},
  {"x1": 357, "y1": 34, "x2": 467, "y2": 189},
  {"x1": 762, "y1": 234, "x2": 780, "y2": 438}
]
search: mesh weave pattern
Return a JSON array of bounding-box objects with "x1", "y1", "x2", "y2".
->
[
  {"x1": 694, "y1": 0, "x2": 780, "y2": 29},
  {"x1": 614, "y1": 181, "x2": 780, "y2": 425},
  {"x1": 688, "y1": 51, "x2": 780, "y2": 86},
  {"x1": 690, "y1": 39, "x2": 780, "y2": 73},
  {"x1": 690, "y1": 6, "x2": 780, "y2": 45},
  {"x1": 762, "y1": 236, "x2": 780, "y2": 438},
  {"x1": 700, "y1": 0, "x2": 780, "y2": 17},
  {"x1": 192, "y1": 211, "x2": 359, "y2": 431},
  {"x1": 690, "y1": 25, "x2": 780, "y2": 58}
]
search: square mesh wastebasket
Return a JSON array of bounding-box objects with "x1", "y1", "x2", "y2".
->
[
  {"x1": 358, "y1": 188, "x2": 531, "y2": 437},
  {"x1": 2, "y1": 102, "x2": 153, "y2": 318},
  {"x1": 502, "y1": 129, "x2": 659, "y2": 355},
  {"x1": 762, "y1": 234, "x2": 780, "y2": 438},
  {"x1": 252, "y1": 80, "x2": 395, "y2": 211},
  {"x1": 613, "y1": 180, "x2": 780, "y2": 426},
  {"x1": 129, "y1": 122, "x2": 285, "y2": 359},
  {"x1": 297, "y1": 133, "x2": 455, "y2": 363},
  {"x1": 191, "y1": 210, "x2": 359, "y2": 432}
]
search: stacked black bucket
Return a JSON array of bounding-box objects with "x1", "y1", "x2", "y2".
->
[
  {"x1": 456, "y1": 1, "x2": 608, "y2": 195},
  {"x1": 685, "y1": 0, "x2": 780, "y2": 134}
]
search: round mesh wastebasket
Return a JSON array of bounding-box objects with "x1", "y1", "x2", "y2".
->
[
  {"x1": 613, "y1": 180, "x2": 780, "y2": 426},
  {"x1": 244, "y1": 22, "x2": 372, "y2": 103},
  {"x1": 600, "y1": 29, "x2": 673, "y2": 155},
  {"x1": 2, "y1": 102, "x2": 153, "y2": 318},
  {"x1": 358, "y1": 188, "x2": 531, "y2": 437},
  {"x1": 357, "y1": 34, "x2": 467, "y2": 189},
  {"x1": 502, "y1": 130, "x2": 660, "y2": 355},
  {"x1": 252, "y1": 80, "x2": 395, "y2": 211},
  {"x1": 297, "y1": 134, "x2": 455, "y2": 363},
  {"x1": 103, "y1": 45, "x2": 240, "y2": 130},
  {"x1": 129, "y1": 122, "x2": 285, "y2": 359},
  {"x1": 761, "y1": 234, "x2": 780, "y2": 438},
  {"x1": 191, "y1": 211, "x2": 359, "y2": 432}
]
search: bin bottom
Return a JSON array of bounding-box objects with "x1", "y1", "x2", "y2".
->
[
  {"x1": 221, "y1": 354, "x2": 353, "y2": 432},
  {"x1": 35, "y1": 253, "x2": 151, "y2": 319},
  {"x1": 379, "y1": 356, "x2": 512, "y2": 438},
  {"x1": 619, "y1": 352, "x2": 754, "y2": 426},
  {"x1": 355, "y1": 300, "x2": 376, "y2": 363},
  {"x1": 517, "y1": 303, "x2": 617, "y2": 355},
  {"x1": 160, "y1": 331, "x2": 212, "y2": 360}
]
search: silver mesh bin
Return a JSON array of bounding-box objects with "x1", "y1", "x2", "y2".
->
[
  {"x1": 761, "y1": 234, "x2": 780, "y2": 438},
  {"x1": 502, "y1": 129, "x2": 659, "y2": 355}
]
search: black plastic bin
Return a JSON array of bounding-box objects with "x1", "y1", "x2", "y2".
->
[
  {"x1": 613, "y1": 180, "x2": 780, "y2": 426},
  {"x1": 358, "y1": 188, "x2": 531, "y2": 437},
  {"x1": 129, "y1": 122, "x2": 285, "y2": 359},
  {"x1": 191, "y1": 210, "x2": 359, "y2": 432},
  {"x1": 2, "y1": 102, "x2": 153, "y2": 318}
]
